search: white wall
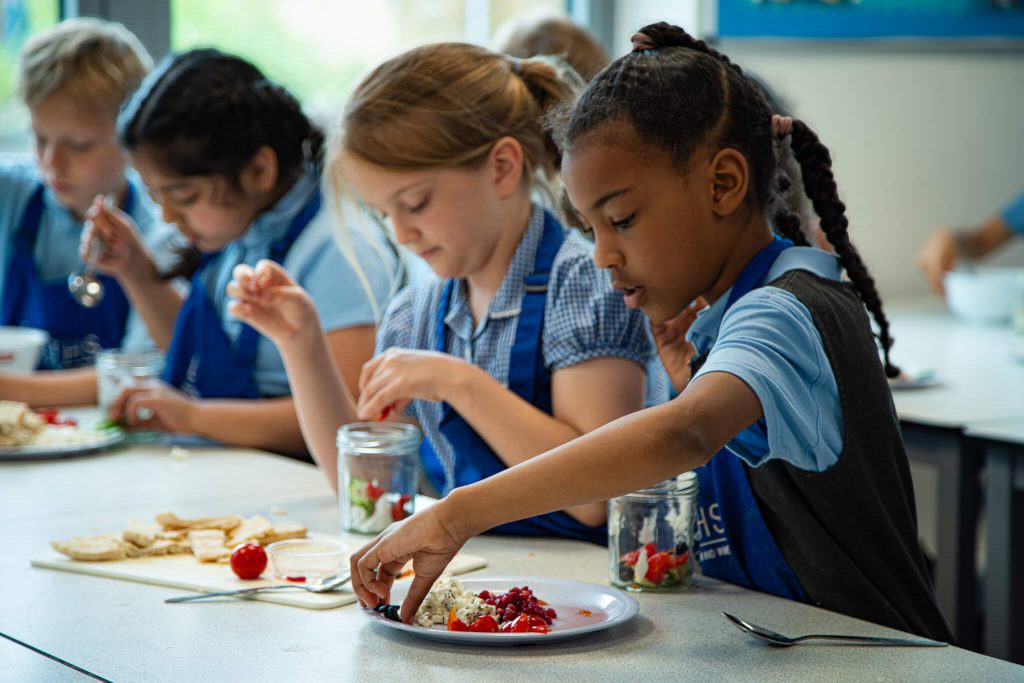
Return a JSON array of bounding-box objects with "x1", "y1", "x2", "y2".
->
[{"x1": 615, "y1": 2, "x2": 1024, "y2": 298}]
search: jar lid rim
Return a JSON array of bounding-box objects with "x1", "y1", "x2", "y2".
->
[{"x1": 621, "y1": 472, "x2": 698, "y2": 497}]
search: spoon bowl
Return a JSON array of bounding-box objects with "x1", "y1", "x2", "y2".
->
[
  {"x1": 67, "y1": 271, "x2": 104, "y2": 308},
  {"x1": 722, "y1": 612, "x2": 947, "y2": 648},
  {"x1": 68, "y1": 194, "x2": 115, "y2": 308}
]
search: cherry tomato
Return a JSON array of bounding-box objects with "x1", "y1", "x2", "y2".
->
[
  {"x1": 230, "y1": 543, "x2": 267, "y2": 580},
  {"x1": 390, "y1": 494, "x2": 412, "y2": 521},
  {"x1": 364, "y1": 480, "x2": 386, "y2": 502},
  {"x1": 467, "y1": 615, "x2": 500, "y2": 633}
]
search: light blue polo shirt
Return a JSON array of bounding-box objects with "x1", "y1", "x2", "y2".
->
[
  {"x1": 206, "y1": 165, "x2": 398, "y2": 397},
  {"x1": 377, "y1": 203, "x2": 669, "y2": 492},
  {"x1": 0, "y1": 161, "x2": 183, "y2": 351},
  {"x1": 688, "y1": 246, "x2": 845, "y2": 473},
  {"x1": 999, "y1": 189, "x2": 1024, "y2": 235}
]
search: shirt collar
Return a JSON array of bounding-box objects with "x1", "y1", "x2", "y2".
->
[
  {"x1": 237, "y1": 165, "x2": 319, "y2": 251},
  {"x1": 445, "y1": 203, "x2": 547, "y2": 342},
  {"x1": 686, "y1": 246, "x2": 841, "y2": 353}
]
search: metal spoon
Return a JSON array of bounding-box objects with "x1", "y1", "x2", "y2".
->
[
  {"x1": 722, "y1": 612, "x2": 947, "y2": 648},
  {"x1": 165, "y1": 572, "x2": 351, "y2": 603},
  {"x1": 68, "y1": 194, "x2": 115, "y2": 308}
]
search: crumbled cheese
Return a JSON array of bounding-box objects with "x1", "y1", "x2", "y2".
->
[
  {"x1": 414, "y1": 575, "x2": 496, "y2": 628},
  {"x1": 169, "y1": 445, "x2": 190, "y2": 461}
]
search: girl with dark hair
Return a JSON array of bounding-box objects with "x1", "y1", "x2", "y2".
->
[
  {"x1": 84, "y1": 49, "x2": 397, "y2": 455},
  {"x1": 348, "y1": 23, "x2": 953, "y2": 643}
]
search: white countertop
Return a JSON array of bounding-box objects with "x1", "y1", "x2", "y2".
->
[
  {"x1": 1, "y1": 442, "x2": 1020, "y2": 681},
  {"x1": 964, "y1": 417, "x2": 1024, "y2": 445},
  {"x1": 886, "y1": 298, "x2": 1024, "y2": 428}
]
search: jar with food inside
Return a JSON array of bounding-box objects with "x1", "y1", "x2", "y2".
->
[
  {"x1": 608, "y1": 473, "x2": 698, "y2": 592},
  {"x1": 337, "y1": 422, "x2": 421, "y2": 534}
]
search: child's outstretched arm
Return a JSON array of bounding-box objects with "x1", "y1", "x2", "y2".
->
[
  {"x1": 85, "y1": 197, "x2": 183, "y2": 348},
  {"x1": 227, "y1": 260, "x2": 369, "y2": 489},
  {"x1": 356, "y1": 351, "x2": 646, "y2": 526},
  {"x1": 350, "y1": 370, "x2": 762, "y2": 620}
]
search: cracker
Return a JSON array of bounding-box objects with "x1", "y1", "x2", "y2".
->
[
  {"x1": 52, "y1": 533, "x2": 127, "y2": 561},
  {"x1": 189, "y1": 529, "x2": 230, "y2": 562}
]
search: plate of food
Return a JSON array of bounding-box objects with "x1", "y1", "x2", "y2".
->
[
  {"x1": 0, "y1": 401, "x2": 124, "y2": 460},
  {"x1": 363, "y1": 575, "x2": 639, "y2": 645}
]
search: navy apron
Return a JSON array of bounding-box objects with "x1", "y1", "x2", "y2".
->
[
  {"x1": 1, "y1": 183, "x2": 135, "y2": 369},
  {"x1": 420, "y1": 210, "x2": 606, "y2": 545},
  {"x1": 162, "y1": 188, "x2": 321, "y2": 399},
  {"x1": 692, "y1": 235, "x2": 809, "y2": 601}
]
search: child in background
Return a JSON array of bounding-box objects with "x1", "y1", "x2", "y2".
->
[
  {"x1": 0, "y1": 18, "x2": 178, "y2": 402},
  {"x1": 229, "y1": 43, "x2": 667, "y2": 543},
  {"x1": 348, "y1": 23, "x2": 953, "y2": 643},
  {"x1": 918, "y1": 189, "x2": 1024, "y2": 295},
  {"x1": 491, "y1": 10, "x2": 610, "y2": 82},
  {"x1": 88, "y1": 49, "x2": 396, "y2": 456}
]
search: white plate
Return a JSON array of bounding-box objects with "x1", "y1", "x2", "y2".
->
[
  {"x1": 888, "y1": 366, "x2": 940, "y2": 391},
  {"x1": 0, "y1": 428, "x2": 124, "y2": 461},
  {"x1": 363, "y1": 575, "x2": 639, "y2": 645}
]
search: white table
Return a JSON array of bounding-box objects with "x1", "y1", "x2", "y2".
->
[
  {"x1": 965, "y1": 417, "x2": 1024, "y2": 664},
  {"x1": 1, "y1": 443, "x2": 1020, "y2": 681},
  {"x1": 886, "y1": 298, "x2": 1024, "y2": 649}
]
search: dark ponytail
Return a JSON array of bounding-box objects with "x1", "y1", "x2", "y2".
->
[
  {"x1": 564, "y1": 21, "x2": 899, "y2": 377},
  {"x1": 119, "y1": 48, "x2": 323, "y2": 279}
]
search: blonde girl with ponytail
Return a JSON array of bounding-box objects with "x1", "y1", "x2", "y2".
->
[{"x1": 230, "y1": 43, "x2": 666, "y2": 543}]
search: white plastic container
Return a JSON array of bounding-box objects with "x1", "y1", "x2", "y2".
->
[{"x1": 0, "y1": 326, "x2": 48, "y2": 373}]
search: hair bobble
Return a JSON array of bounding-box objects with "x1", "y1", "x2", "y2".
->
[
  {"x1": 510, "y1": 57, "x2": 523, "y2": 76},
  {"x1": 630, "y1": 31, "x2": 657, "y2": 52},
  {"x1": 771, "y1": 114, "x2": 793, "y2": 139}
]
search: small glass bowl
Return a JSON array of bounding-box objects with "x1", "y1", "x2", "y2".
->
[{"x1": 265, "y1": 538, "x2": 348, "y2": 583}]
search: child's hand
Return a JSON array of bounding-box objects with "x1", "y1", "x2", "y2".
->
[
  {"x1": 108, "y1": 380, "x2": 197, "y2": 434},
  {"x1": 917, "y1": 227, "x2": 957, "y2": 297},
  {"x1": 650, "y1": 297, "x2": 707, "y2": 394},
  {"x1": 356, "y1": 349, "x2": 470, "y2": 421},
  {"x1": 350, "y1": 503, "x2": 467, "y2": 621},
  {"x1": 227, "y1": 259, "x2": 321, "y2": 347},
  {"x1": 82, "y1": 195, "x2": 154, "y2": 282}
]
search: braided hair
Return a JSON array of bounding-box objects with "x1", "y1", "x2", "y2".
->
[
  {"x1": 118, "y1": 49, "x2": 325, "y2": 278},
  {"x1": 563, "y1": 22, "x2": 899, "y2": 377}
]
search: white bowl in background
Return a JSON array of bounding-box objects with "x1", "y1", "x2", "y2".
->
[
  {"x1": 0, "y1": 326, "x2": 48, "y2": 373},
  {"x1": 944, "y1": 267, "x2": 1022, "y2": 325}
]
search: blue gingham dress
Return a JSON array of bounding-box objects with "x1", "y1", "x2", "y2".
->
[{"x1": 376, "y1": 203, "x2": 669, "y2": 493}]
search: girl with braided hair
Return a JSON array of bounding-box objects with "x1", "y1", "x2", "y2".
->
[
  {"x1": 348, "y1": 22, "x2": 953, "y2": 643},
  {"x1": 82, "y1": 49, "x2": 397, "y2": 456}
]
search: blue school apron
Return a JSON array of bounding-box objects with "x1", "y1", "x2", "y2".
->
[
  {"x1": 162, "y1": 189, "x2": 321, "y2": 399},
  {"x1": 420, "y1": 210, "x2": 606, "y2": 545},
  {"x1": 693, "y1": 235, "x2": 809, "y2": 601},
  {"x1": 1, "y1": 183, "x2": 135, "y2": 369}
]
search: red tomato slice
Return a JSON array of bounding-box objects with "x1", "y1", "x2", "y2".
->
[{"x1": 467, "y1": 615, "x2": 499, "y2": 633}]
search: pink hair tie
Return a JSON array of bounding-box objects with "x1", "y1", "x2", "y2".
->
[
  {"x1": 771, "y1": 114, "x2": 793, "y2": 139},
  {"x1": 631, "y1": 32, "x2": 657, "y2": 52}
]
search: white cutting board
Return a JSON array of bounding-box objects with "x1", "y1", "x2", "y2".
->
[{"x1": 31, "y1": 539, "x2": 486, "y2": 610}]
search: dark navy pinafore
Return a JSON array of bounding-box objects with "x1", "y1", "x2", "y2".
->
[
  {"x1": 1, "y1": 184, "x2": 135, "y2": 369},
  {"x1": 420, "y1": 210, "x2": 606, "y2": 545}
]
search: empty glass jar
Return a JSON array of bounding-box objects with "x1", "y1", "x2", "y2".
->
[{"x1": 608, "y1": 472, "x2": 699, "y2": 592}]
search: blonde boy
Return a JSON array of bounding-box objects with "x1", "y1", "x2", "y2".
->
[{"x1": 0, "y1": 18, "x2": 176, "y2": 401}]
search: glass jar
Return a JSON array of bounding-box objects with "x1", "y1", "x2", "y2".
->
[
  {"x1": 608, "y1": 473, "x2": 699, "y2": 592},
  {"x1": 337, "y1": 422, "x2": 421, "y2": 535},
  {"x1": 95, "y1": 348, "x2": 165, "y2": 415}
]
